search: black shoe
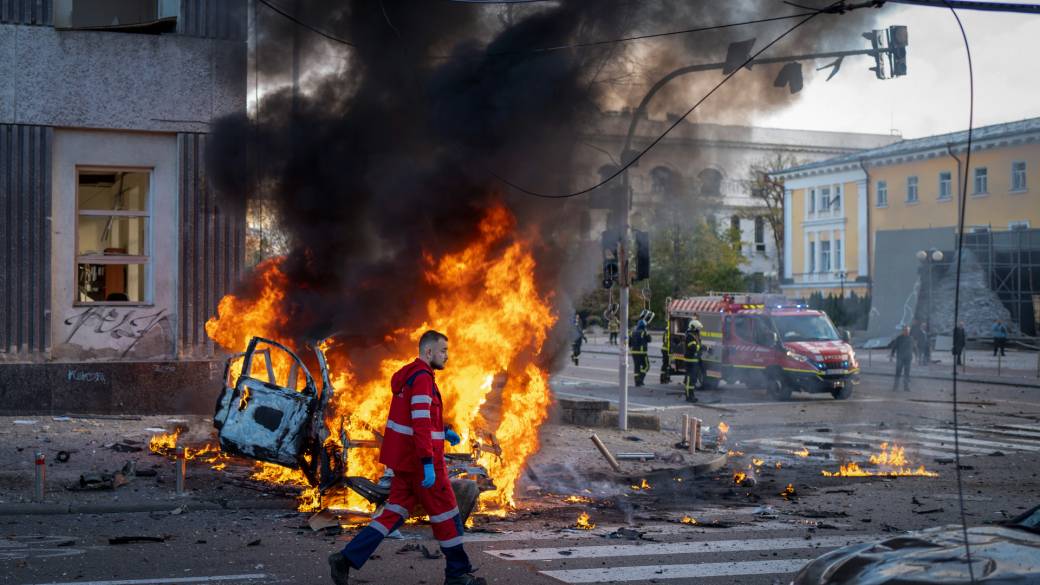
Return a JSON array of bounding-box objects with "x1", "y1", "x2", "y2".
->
[
  {"x1": 685, "y1": 395, "x2": 698, "y2": 403},
  {"x1": 445, "y1": 574, "x2": 487, "y2": 585},
  {"x1": 328, "y1": 552, "x2": 350, "y2": 585}
]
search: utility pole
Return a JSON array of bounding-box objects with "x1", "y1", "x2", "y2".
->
[{"x1": 608, "y1": 30, "x2": 907, "y2": 430}]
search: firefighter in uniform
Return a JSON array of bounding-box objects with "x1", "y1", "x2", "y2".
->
[
  {"x1": 630, "y1": 319, "x2": 651, "y2": 387},
  {"x1": 330, "y1": 330, "x2": 485, "y2": 585},
  {"x1": 682, "y1": 319, "x2": 704, "y2": 403},
  {"x1": 659, "y1": 324, "x2": 672, "y2": 384}
]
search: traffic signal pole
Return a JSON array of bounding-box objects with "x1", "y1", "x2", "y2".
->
[{"x1": 618, "y1": 238, "x2": 629, "y2": 431}]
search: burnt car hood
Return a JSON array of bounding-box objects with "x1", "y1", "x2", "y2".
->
[{"x1": 793, "y1": 509, "x2": 1040, "y2": 585}]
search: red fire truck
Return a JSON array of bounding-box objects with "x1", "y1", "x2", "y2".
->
[{"x1": 665, "y1": 293, "x2": 859, "y2": 400}]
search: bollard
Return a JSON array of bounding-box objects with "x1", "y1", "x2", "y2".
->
[
  {"x1": 681, "y1": 414, "x2": 690, "y2": 448},
  {"x1": 33, "y1": 452, "x2": 45, "y2": 501},
  {"x1": 692, "y1": 418, "x2": 703, "y2": 452},
  {"x1": 175, "y1": 447, "x2": 186, "y2": 494}
]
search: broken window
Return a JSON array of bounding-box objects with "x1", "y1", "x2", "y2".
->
[
  {"x1": 54, "y1": 0, "x2": 179, "y2": 33},
  {"x1": 76, "y1": 169, "x2": 151, "y2": 304}
]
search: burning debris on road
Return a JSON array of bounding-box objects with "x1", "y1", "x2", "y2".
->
[{"x1": 821, "y1": 442, "x2": 939, "y2": 478}]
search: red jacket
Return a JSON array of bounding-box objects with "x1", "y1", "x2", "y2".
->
[{"x1": 378, "y1": 358, "x2": 445, "y2": 472}]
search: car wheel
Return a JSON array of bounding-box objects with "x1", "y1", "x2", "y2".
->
[
  {"x1": 831, "y1": 384, "x2": 853, "y2": 400},
  {"x1": 766, "y1": 376, "x2": 792, "y2": 401}
]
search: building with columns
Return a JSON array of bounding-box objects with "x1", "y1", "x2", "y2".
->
[
  {"x1": 0, "y1": 1, "x2": 247, "y2": 413},
  {"x1": 774, "y1": 117, "x2": 1040, "y2": 335},
  {"x1": 575, "y1": 112, "x2": 897, "y2": 282}
]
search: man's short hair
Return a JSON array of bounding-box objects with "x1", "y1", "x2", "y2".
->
[{"x1": 419, "y1": 330, "x2": 448, "y2": 352}]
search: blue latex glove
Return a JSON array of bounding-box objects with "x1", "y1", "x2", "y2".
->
[
  {"x1": 445, "y1": 428, "x2": 461, "y2": 447},
  {"x1": 421, "y1": 463, "x2": 436, "y2": 489}
]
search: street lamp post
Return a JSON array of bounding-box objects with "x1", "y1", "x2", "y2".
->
[
  {"x1": 915, "y1": 249, "x2": 944, "y2": 334},
  {"x1": 838, "y1": 270, "x2": 847, "y2": 299}
]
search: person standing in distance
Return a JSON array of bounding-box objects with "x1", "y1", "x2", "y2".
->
[{"x1": 329, "y1": 330, "x2": 484, "y2": 585}]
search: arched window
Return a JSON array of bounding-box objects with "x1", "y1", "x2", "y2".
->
[
  {"x1": 650, "y1": 166, "x2": 677, "y2": 197},
  {"x1": 698, "y1": 168, "x2": 723, "y2": 197}
]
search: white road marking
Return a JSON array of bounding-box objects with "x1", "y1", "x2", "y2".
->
[
  {"x1": 998, "y1": 423, "x2": 1040, "y2": 433},
  {"x1": 485, "y1": 534, "x2": 874, "y2": 561},
  {"x1": 919, "y1": 426, "x2": 1040, "y2": 442},
  {"x1": 834, "y1": 432, "x2": 993, "y2": 457},
  {"x1": 25, "y1": 575, "x2": 269, "y2": 585},
  {"x1": 888, "y1": 430, "x2": 1040, "y2": 453},
  {"x1": 540, "y1": 559, "x2": 811, "y2": 583}
]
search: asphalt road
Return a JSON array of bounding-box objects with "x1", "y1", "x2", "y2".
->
[{"x1": 4, "y1": 350, "x2": 1039, "y2": 585}]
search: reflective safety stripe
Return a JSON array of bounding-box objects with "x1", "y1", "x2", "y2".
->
[
  {"x1": 439, "y1": 536, "x2": 464, "y2": 548},
  {"x1": 431, "y1": 431, "x2": 445, "y2": 440},
  {"x1": 369, "y1": 520, "x2": 390, "y2": 536},
  {"x1": 384, "y1": 503, "x2": 409, "y2": 518},
  {"x1": 386, "y1": 420, "x2": 414, "y2": 436},
  {"x1": 410, "y1": 395, "x2": 433, "y2": 405},
  {"x1": 411, "y1": 410, "x2": 431, "y2": 419},
  {"x1": 429, "y1": 507, "x2": 459, "y2": 523}
]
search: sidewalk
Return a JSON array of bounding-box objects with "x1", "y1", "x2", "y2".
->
[{"x1": 580, "y1": 339, "x2": 1040, "y2": 389}]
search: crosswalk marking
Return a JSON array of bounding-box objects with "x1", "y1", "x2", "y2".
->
[
  {"x1": 836, "y1": 432, "x2": 994, "y2": 457},
  {"x1": 898, "y1": 430, "x2": 1040, "y2": 453},
  {"x1": 464, "y1": 520, "x2": 809, "y2": 543},
  {"x1": 485, "y1": 534, "x2": 873, "y2": 561},
  {"x1": 998, "y1": 423, "x2": 1040, "y2": 433},
  {"x1": 922, "y1": 426, "x2": 1040, "y2": 442},
  {"x1": 540, "y1": 559, "x2": 810, "y2": 583}
]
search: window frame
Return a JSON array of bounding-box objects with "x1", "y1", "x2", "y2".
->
[
  {"x1": 809, "y1": 241, "x2": 816, "y2": 273},
  {"x1": 973, "y1": 167, "x2": 988, "y2": 195},
  {"x1": 754, "y1": 216, "x2": 766, "y2": 253},
  {"x1": 74, "y1": 165, "x2": 154, "y2": 307},
  {"x1": 820, "y1": 240, "x2": 832, "y2": 273},
  {"x1": 1009, "y1": 220, "x2": 1030, "y2": 231},
  {"x1": 833, "y1": 185, "x2": 842, "y2": 212},
  {"x1": 819, "y1": 186, "x2": 832, "y2": 213},
  {"x1": 834, "y1": 238, "x2": 842, "y2": 272},
  {"x1": 1011, "y1": 160, "x2": 1027, "y2": 193},
  {"x1": 906, "y1": 175, "x2": 919, "y2": 203},
  {"x1": 876, "y1": 180, "x2": 888, "y2": 208},
  {"x1": 808, "y1": 188, "x2": 816, "y2": 214},
  {"x1": 938, "y1": 171, "x2": 952, "y2": 200}
]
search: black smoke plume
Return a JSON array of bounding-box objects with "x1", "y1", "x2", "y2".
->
[{"x1": 207, "y1": 0, "x2": 878, "y2": 369}]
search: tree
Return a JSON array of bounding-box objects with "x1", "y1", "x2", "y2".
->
[{"x1": 741, "y1": 153, "x2": 803, "y2": 280}]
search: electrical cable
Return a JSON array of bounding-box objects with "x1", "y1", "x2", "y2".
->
[
  {"x1": 892, "y1": 0, "x2": 1040, "y2": 13},
  {"x1": 491, "y1": 2, "x2": 835, "y2": 199},
  {"x1": 256, "y1": 0, "x2": 357, "y2": 46},
  {"x1": 945, "y1": 1, "x2": 977, "y2": 581},
  {"x1": 257, "y1": 0, "x2": 818, "y2": 58}
]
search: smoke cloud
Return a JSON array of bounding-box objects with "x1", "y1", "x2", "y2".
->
[{"x1": 207, "y1": 0, "x2": 879, "y2": 366}]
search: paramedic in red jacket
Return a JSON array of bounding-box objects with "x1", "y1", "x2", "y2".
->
[{"x1": 329, "y1": 330, "x2": 485, "y2": 585}]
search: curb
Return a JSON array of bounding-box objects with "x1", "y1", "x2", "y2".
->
[
  {"x1": 584, "y1": 348, "x2": 1040, "y2": 389},
  {"x1": 859, "y1": 370, "x2": 1040, "y2": 389},
  {"x1": 0, "y1": 498, "x2": 298, "y2": 516}
]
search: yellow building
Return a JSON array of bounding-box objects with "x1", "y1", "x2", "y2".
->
[{"x1": 773, "y1": 117, "x2": 1040, "y2": 299}]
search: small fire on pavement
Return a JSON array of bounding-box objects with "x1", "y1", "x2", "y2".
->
[
  {"x1": 791, "y1": 447, "x2": 811, "y2": 457},
  {"x1": 630, "y1": 478, "x2": 651, "y2": 491},
  {"x1": 821, "y1": 443, "x2": 938, "y2": 477},
  {"x1": 718, "y1": 422, "x2": 730, "y2": 442},
  {"x1": 562, "y1": 495, "x2": 595, "y2": 504},
  {"x1": 781, "y1": 483, "x2": 797, "y2": 498},
  {"x1": 680, "y1": 515, "x2": 698, "y2": 525},
  {"x1": 148, "y1": 430, "x2": 181, "y2": 456},
  {"x1": 574, "y1": 512, "x2": 596, "y2": 530},
  {"x1": 733, "y1": 471, "x2": 747, "y2": 485}
]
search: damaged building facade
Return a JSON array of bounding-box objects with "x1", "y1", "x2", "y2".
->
[
  {"x1": 577, "y1": 112, "x2": 898, "y2": 285},
  {"x1": 0, "y1": 0, "x2": 247, "y2": 413}
]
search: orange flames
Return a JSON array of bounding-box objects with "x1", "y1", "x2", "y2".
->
[
  {"x1": 680, "y1": 515, "x2": 698, "y2": 525},
  {"x1": 822, "y1": 443, "x2": 938, "y2": 477},
  {"x1": 562, "y1": 495, "x2": 595, "y2": 504},
  {"x1": 630, "y1": 478, "x2": 651, "y2": 491},
  {"x1": 206, "y1": 205, "x2": 556, "y2": 513},
  {"x1": 574, "y1": 512, "x2": 596, "y2": 530},
  {"x1": 148, "y1": 430, "x2": 181, "y2": 456}
]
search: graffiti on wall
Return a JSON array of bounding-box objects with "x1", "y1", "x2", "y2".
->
[{"x1": 63, "y1": 307, "x2": 171, "y2": 358}]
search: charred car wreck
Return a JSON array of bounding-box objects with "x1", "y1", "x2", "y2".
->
[{"x1": 213, "y1": 337, "x2": 494, "y2": 522}]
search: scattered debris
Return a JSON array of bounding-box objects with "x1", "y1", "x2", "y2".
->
[
  {"x1": 107, "y1": 442, "x2": 143, "y2": 453},
  {"x1": 54, "y1": 451, "x2": 71, "y2": 463},
  {"x1": 590, "y1": 434, "x2": 622, "y2": 473},
  {"x1": 615, "y1": 452, "x2": 656, "y2": 461},
  {"x1": 52, "y1": 416, "x2": 72, "y2": 422},
  {"x1": 247, "y1": 539, "x2": 261, "y2": 546},
  {"x1": 419, "y1": 544, "x2": 441, "y2": 559},
  {"x1": 73, "y1": 461, "x2": 136, "y2": 490},
  {"x1": 606, "y1": 527, "x2": 648, "y2": 541},
  {"x1": 912, "y1": 507, "x2": 944, "y2": 515},
  {"x1": 308, "y1": 509, "x2": 342, "y2": 532},
  {"x1": 108, "y1": 536, "x2": 165, "y2": 545}
]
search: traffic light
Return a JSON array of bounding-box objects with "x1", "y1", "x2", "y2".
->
[
  {"x1": 862, "y1": 29, "x2": 885, "y2": 79},
  {"x1": 603, "y1": 257, "x2": 618, "y2": 289},
  {"x1": 634, "y1": 229, "x2": 650, "y2": 282},
  {"x1": 887, "y1": 25, "x2": 908, "y2": 77}
]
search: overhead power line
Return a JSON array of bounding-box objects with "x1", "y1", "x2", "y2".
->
[
  {"x1": 256, "y1": 0, "x2": 356, "y2": 47},
  {"x1": 890, "y1": 0, "x2": 1040, "y2": 13},
  {"x1": 492, "y1": 4, "x2": 833, "y2": 199}
]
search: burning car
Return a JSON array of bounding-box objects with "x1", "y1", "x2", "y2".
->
[{"x1": 213, "y1": 336, "x2": 493, "y2": 522}]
